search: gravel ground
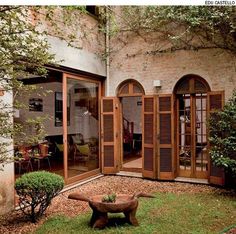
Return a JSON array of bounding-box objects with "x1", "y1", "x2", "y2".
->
[{"x1": 0, "y1": 175, "x2": 235, "y2": 234}]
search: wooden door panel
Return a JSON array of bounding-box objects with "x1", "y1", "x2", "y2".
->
[
  {"x1": 142, "y1": 96, "x2": 157, "y2": 179},
  {"x1": 103, "y1": 145, "x2": 115, "y2": 167},
  {"x1": 101, "y1": 97, "x2": 119, "y2": 174},
  {"x1": 207, "y1": 91, "x2": 225, "y2": 185},
  {"x1": 103, "y1": 115, "x2": 114, "y2": 142},
  {"x1": 160, "y1": 148, "x2": 172, "y2": 172},
  {"x1": 157, "y1": 94, "x2": 174, "y2": 180}
]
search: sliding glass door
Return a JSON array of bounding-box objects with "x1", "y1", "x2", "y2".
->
[{"x1": 63, "y1": 74, "x2": 100, "y2": 183}]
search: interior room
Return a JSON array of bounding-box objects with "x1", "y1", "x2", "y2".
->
[
  {"x1": 14, "y1": 71, "x2": 99, "y2": 179},
  {"x1": 121, "y1": 96, "x2": 142, "y2": 170}
]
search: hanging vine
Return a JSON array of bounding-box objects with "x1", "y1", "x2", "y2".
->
[{"x1": 105, "y1": 6, "x2": 236, "y2": 56}]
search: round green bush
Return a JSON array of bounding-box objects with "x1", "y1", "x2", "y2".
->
[{"x1": 15, "y1": 171, "x2": 64, "y2": 222}]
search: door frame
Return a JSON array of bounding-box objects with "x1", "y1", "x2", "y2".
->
[
  {"x1": 174, "y1": 75, "x2": 211, "y2": 179},
  {"x1": 116, "y1": 79, "x2": 145, "y2": 172},
  {"x1": 176, "y1": 93, "x2": 208, "y2": 179},
  {"x1": 119, "y1": 96, "x2": 143, "y2": 172}
]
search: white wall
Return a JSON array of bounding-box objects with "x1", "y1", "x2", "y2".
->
[
  {"x1": 48, "y1": 36, "x2": 106, "y2": 77},
  {"x1": 16, "y1": 82, "x2": 63, "y2": 137},
  {"x1": 0, "y1": 89, "x2": 14, "y2": 215},
  {"x1": 16, "y1": 82, "x2": 98, "y2": 140},
  {"x1": 122, "y1": 97, "x2": 142, "y2": 134},
  {"x1": 38, "y1": 7, "x2": 106, "y2": 77}
]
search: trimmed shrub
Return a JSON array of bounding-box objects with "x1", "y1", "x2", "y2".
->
[{"x1": 15, "y1": 171, "x2": 64, "y2": 223}]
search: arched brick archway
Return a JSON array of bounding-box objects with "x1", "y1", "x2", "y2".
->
[
  {"x1": 116, "y1": 79, "x2": 145, "y2": 97},
  {"x1": 174, "y1": 74, "x2": 211, "y2": 94}
]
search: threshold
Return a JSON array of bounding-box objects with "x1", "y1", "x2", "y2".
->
[
  {"x1": 116, "y1": 171, "x2": 142, "y2": 178},
  {"x1": 175, "y1": 177, "x2": 209, "y2": 185}
]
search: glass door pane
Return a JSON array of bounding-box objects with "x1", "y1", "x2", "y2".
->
[
  {"x1": 178, "y1": 94, "x2": 191, "y2": 173},
  {"x1": 66, "y1": 78, "x2": 99, "y2": 179},
  {"x1": 14, "y1": 74, "x2": 64, "y2": 178},
  {"x1": 195, "y1": 94, "x2": 208, "y2": 175}
]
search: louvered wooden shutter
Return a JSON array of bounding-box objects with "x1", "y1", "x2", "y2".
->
[
  {"x1": 207, "y1": 91, "x2": 225, "y2": 185},
  {"x1": 101, "y1": 97, "x2": 119, "y2": 174},
  {"x1": 142, "y1": 96, "x2": 157, "y2": 179},
  {"x1": 157, "y1": 94, "x2": 174, "y2": 180}
]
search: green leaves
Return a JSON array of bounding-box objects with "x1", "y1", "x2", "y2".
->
[
  {"x1": 114, "y1": 6, "x2": 236, "y2": 54},
  {"x1": 0, "y1": 6, "x2": 55, "y2": 166},
  {"x1": 209, "y1": 90, "x2": 236, "y2": 176},
  {"x1": 15, "y1": 171, "x2": 64, "y2": 222}
]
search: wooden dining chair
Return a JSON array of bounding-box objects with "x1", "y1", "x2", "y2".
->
[
  {"x1": 15, "y1": 146, "x2": 33, "y2": 174},
  {"x1": 33, "y1": 143, "x2": 51, "y2": 170}
]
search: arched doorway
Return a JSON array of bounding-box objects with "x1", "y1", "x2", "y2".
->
[
  {"x1": 117, "y1": 79, "x2": 145, "y2": 97},
  {"x1": 174, "y1": 75, "x2": 210, "y2": 179},
  {"x1": 117, "y1": 80, "x2": 145, "y2": 172}
]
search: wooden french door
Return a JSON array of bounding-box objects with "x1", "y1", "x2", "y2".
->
[
  {"x1": 142, "y1": 96, "x2": 157, "y2": 179},
  {"x1": 157, "y1": 94, "x2": 174, "y2": 180},
  {"x1": 208, "y1": 91, "x2": 225, "y2": 185},
  {"x1": 101, "y1": 97, "x2": 120, "y2": 174},
  {"x1": 177, "y1": 93, "x2": 208, "y2": 179}
]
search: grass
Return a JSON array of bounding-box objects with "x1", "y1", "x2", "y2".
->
[{"x1": 34, "y1": 192, "x2": 236, "y2": 234}]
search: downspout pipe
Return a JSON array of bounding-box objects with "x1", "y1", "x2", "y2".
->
[{"x1": 105, "y1": 6, "x2": 110, "y2": 97}]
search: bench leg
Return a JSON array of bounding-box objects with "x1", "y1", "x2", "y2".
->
[
  {"x1": 90, "y1": 210, "x2": 108, "y2": 229},
  {"x1": 124, "y1": 206, "x2": 139, "y2": 226}
]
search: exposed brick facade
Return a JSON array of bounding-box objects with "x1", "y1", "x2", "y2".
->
[{"x1": 109, "y1": 34, "x2": 236, "y2": 100}]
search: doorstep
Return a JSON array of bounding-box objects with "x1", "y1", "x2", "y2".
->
[
  {"x1": 116, "y1": 171, "x2": 142, "y2": 178},
  {"x1": 175, "y1": 177, "x2": 209, "y2": 185}
]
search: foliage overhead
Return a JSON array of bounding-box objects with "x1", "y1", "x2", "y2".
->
[
  {"x1": 0, "y1": 6, "x2": 55, "y2": 167},
  {"x1": 209, "y1": 90, "x2": 236, "y2": 176},
  {"x1": 15, "y1": 171, "x2": 64, "y2": 223},
  {"x1": 109, "y1": 6, "x2": 236, "y2": 54}
]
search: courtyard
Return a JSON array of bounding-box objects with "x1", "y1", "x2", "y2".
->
[{"x1": 0, "y1": 176, "x2": 236, "y2": 234}]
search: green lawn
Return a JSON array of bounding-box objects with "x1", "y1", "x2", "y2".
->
[{"x1": 34, "y1": 192, "x2": 236, "y2": 234}]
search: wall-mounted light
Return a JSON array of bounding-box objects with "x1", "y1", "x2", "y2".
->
[{"x1": 153, "y1": 80, "x2": 161, "y2": 88}]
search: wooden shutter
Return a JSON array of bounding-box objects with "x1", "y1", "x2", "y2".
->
[
  {"x1": 207, "y1": 91, "x2": 225, "y2": 185},
  {"x1": 157, "y1": 94, "x2": 174, "y2": 180},
  {"x1": 142, "y1": 96, "x2": 157, "y2": 179},
  {"x1": 101, "y1": 97, "x2": 119, "y2": 174}
]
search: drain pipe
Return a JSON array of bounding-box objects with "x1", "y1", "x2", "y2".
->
[{"x1": 105, "y1": 6, "x2": 110, "y2": 97}]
